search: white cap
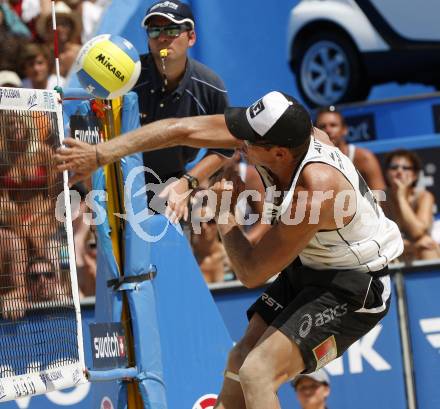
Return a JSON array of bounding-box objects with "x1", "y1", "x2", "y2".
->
[
  {"x1": 292, "y1": 369, "x2": 330, "y2": 388},
  {"x1": 0, "y1": 71, "x2": 22, "y2": 87}
]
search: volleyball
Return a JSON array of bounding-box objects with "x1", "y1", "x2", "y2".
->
[{"x1": 74, "y1": 34, "x2": 141, "y2": 99}]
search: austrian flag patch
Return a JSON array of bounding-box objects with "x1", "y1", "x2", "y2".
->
[{"x1": 313, "y1": 335, "x2": 337, "y2": 369}]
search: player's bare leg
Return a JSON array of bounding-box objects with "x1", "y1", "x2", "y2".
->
[
  {"x1": 214, "y1": 314, "x2": 268, "y2": 409},
  {"x1": 239, "y1": 326, "x2": 305, "y2": 409}
]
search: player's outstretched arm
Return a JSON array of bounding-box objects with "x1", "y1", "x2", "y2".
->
[{"x1": 55, "y1": 114, "x2": 241, "y2": 185}]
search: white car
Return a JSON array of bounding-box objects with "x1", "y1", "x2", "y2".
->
[{"x1": 288, "y1": 0, "x2": 440, "y2": 107}]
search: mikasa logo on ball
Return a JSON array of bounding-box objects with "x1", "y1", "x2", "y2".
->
[
  {"x1": 75, "y1": 34, "x2": 141, "y2": 99},
  {"x1": 95, "y1": 53, "x2": 125, "y2": 82}
]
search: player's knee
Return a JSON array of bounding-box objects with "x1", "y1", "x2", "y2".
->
[
  {"x1": 227, "y1": 340, "x2": 252, "y2": 370},
  {"x1": 238, "y1": 350, "x2": 270, "y2": 387}
]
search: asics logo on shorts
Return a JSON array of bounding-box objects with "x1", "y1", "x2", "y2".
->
[
  {"x1": 261, "y1": 293, "x2": 283, "y2": 311},
  {"x1": 315, "y1": 304, "x2": 348, "y2": 327},
  {"x1": 299, "y1": 303, "x2": 349, "y2": 338},
  {"x1": 299, "y1": 314, "x2": 313, "y2": 338}
]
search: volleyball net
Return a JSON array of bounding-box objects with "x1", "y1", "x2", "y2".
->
[{"x1": 0, "y1": 88, "x2": 86, "y2": 402}]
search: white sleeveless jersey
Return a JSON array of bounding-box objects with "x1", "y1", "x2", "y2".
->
[{"x1": 258, "y1": 137, "x2": 403, "y2": 273}]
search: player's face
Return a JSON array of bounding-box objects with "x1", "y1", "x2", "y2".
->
[
  {"x1": 295, "y1": 378, "x2": 330, "y2": 408},
  {"x1": 147, "y1": 16, "x2": 195, "y2": 61},
  {"x1": 315, "y1": 112, "x2": 347, "y2": 146},
  {"x1": 240, "y1": 140, "x2": 282, "y2": 167}
]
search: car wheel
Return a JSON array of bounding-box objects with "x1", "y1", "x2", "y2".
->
[{"x1": 294, "y1": 31, "x2": 370, "y2": 107}]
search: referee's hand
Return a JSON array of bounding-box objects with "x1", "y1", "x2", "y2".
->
[{"x1": 55, "y1": 138, "x2": 99, "y2": 186}]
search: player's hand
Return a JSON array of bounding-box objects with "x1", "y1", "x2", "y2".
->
[
  {"x1": 210, "y1": 168, "x2": 245, "y2": 219},
  {"x1": 158, "y1": 178, "x2": 192, "y2": 223},
  {"x1": 55, "y1": 138, "x2": 99, "y2": 186}
]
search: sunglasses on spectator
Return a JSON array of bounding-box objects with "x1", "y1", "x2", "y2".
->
[
  {"x1": 147, "y1": 24, "x2": 189, "y2": 39},
  {"x1": 86, "y1": 240, "x2": 97, "y2": 251},
  {"x1": 388, "y1": 164, "x2": 414, "y2": 171},
  {"x1": 28, "y1": 271, "x2": 56, "y2": 282}
]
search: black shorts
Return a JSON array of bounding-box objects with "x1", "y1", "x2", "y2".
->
[{"x1": 247, "y1": 262, "x2": 391, "y2": 373}]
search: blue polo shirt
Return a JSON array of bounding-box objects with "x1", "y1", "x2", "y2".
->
[{"x1": 133, "y1": 53, "x2": 231, "y2": 184}]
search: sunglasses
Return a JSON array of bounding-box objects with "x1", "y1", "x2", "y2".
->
[
  {"x1": 147, "y1": 24, "x2": 189, "y2": 39},
  {"x1": 86, "y1": 240, "x2": 97, "y2": 251},
  {"x1": 388, "y1": 164, "x2": 414, "y2": 171},
  {"x1": 28, "y1": 271, "x2": 56, "y2": 283}
]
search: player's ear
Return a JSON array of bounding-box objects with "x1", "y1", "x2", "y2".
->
[
  {"x1": 188, "y1": 30, "x2": 196, "y2": 48},
  {"x1": 275, "y1": 147, "x2": 290, "y2": 159}
]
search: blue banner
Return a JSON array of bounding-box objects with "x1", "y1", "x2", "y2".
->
[
  {"x1": 405, "y1": 270, "x2": 440, "y2": 409},
  {"x1": 340, "y1": 94, "x2": 440, "y2": 142},
  {"x1": 3, "y1": 271, "x2": 439, "y2": 409}
]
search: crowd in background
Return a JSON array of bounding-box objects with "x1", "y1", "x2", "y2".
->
[
  {"x1": 0, "y1": 0, "x2": 439, "y2": 307},
  {"x1": 0, "y1": 108, "x2": 73, "y2": 319},
  {"x1": 0, "y1": 0, "x2": 110, "y2": 310},
  {"x1": 0, "y1": 0, "x2": 109, "y2": 90}
]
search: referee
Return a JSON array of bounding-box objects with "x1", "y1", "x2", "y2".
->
[{"x1": 135, "y1": 0, "x2": 231, "y2": 220}]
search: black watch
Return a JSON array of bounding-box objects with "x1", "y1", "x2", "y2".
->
[{"x1": 182, "y1": 173, "x2": 199, "y2": 189}]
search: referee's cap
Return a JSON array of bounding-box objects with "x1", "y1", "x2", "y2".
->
[
  {"x1": 291, "y1": 369, "x2": 330, "y2": 388},
  {"x1": 141, "y1": 1, "x2": 195, "y2": 29},
  {"x1": 225, "y1": 91, "x2": 312, "y2": 148}
]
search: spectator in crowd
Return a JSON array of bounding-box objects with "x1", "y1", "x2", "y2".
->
[
  {"x1": 7, "y1": 0, "x2": 52, "y2": 38},
  {"x1": 36, "y1": 1, "x2": 82, "y2": 77},
  {"x1": 0, "y1": 228, "x2": 29, "y2": 320},
  {"x1": 291, "y1": 370, "x2": 331, "y2": 409},
  {"x1": 0, "y1": 3, "x2": 30, "y2": 73},
  {"x1": 0, "y1": 70, "x2": 22, "y2": 87},
  {"x1": 383, "y1": 149, "x2": 440, "y2": 261},
  {"x1": 20, "y1": 42, "x2": 63, "y2": 89},
  {"x1": 0, "y1": 2, "x2": 31, "y2": 38},
  {"x1": 315, "y1": 106, "x2": 385, "y2": 192},
  {"x1": 135, "y1": 0, "x2": 231, "y2": 221},
  {"x1": 73, "y1": 195, "x2": 97, "y2": 298},
  {"x1": 25, "y1": 256, "x2": 68, "y2": 304},
  {"x1": 0, "y1": 109, "x2": 60, "y2": 254},
  {"x1": 62, "y1": 0, "x2": 110, "y2": 43}
]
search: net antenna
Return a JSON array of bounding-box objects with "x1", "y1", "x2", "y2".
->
[{"x1": 51, "y1": 0, "x2": 61, "y2": 88}]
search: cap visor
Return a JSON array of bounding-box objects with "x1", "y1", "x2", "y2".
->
[
  {"x1": 141, "y1": 12, "x2": 194, "y2": 28},
  {"x1": 225, "y1": 107, "x2": 258, "y2": 142}
]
